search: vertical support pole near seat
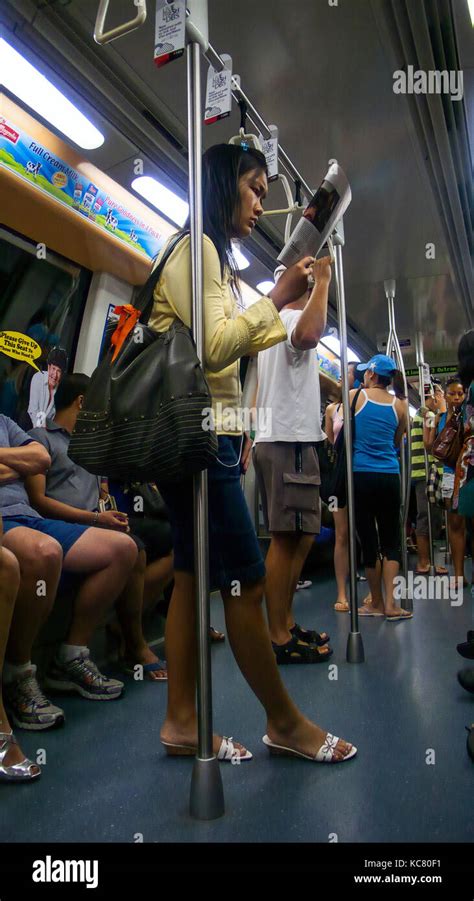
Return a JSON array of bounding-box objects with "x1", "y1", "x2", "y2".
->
[
  {"x1": 333, "y1": 227, "x2": 364, "y2": 663},
  {"x1": 186, "y1": 4, "x2": 224, "y2": 820},
  {"x1": 385, "y1": 283, "x2": 412, "y2": 611}
]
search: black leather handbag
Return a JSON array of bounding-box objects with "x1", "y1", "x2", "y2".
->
[{"x1": 69, "y1": 233, "x2": 218, "y2": 483}]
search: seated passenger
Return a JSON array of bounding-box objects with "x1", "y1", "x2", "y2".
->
[
  {"x1": 0, "y1": 517, "x2": 41, "y2": 781},
  {"x1": 252, "y1": 257, "x2": 332, "y2": 663},
  {"x1": 26, "y1": 374, "x2": 169, "y2": 682},
  {"x1": 0, "y1": 412, "x2": 137, "y2": 730}
]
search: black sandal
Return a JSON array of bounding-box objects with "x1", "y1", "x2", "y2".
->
[
  {"x1": 290, "y1": 623, "x2": 330, "y2": 647},
  {"x1": 272, "y1": 635, "x2": 333, "y2": 665}
]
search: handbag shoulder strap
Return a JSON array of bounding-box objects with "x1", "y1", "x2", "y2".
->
[
  {"x1": 350, "y1": 386, "x2": 363, "y2": 443},
  {"x1": 137, "y1": 231, "x2": 189, "y2": 324}
]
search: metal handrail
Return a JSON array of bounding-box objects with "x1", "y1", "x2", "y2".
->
[
  {"x1": 94, "y1": 0, "x2": 147, "y2": 45},
  {"x1": 385, "y1": 287, "x2": 412, "y2": 602}
]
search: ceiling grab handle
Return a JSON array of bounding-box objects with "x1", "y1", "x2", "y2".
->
[
  {"x1": 93, "y1": 0, "x2": 147, "y2": 45},
  {"x1": 384, "y1": 280, "x2": 413, "y2": 611},
  {"x1": 259, "y1": 174, "x2": 304, "y2": 245}
]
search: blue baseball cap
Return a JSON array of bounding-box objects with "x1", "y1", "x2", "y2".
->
[{"x1": 358, "y1": 354, "x2": 397, "y2": 377}]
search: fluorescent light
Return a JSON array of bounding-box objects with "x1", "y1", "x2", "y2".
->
[
  {"x1": 132, "y1": 176, "x2": 188, "y2": 226},
  {"x1": 319, "y1": 335, "x2": 361, "y2": 362},
  {"x1": 468, "y1": 0, "x2": 474, "y2": 26},
  {"x1": 0, "y1": 39, "x2": 104, "y2": 150},
  {"x1": 231, "y1": 242, "x2": 250, "y2": 270},
  {"x1": 257, "y1": 280, "x2": 276, "y2": 294}
]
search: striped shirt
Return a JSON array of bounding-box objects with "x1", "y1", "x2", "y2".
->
[{"x1": 410, "y1": 410, "x2": 439, "y2": 481}]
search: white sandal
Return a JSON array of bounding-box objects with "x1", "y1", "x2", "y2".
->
[
  {"x1": 262, "y1": 732, "x2": 357, "y2": 763},
  {"x1": 161, "y1": 735, "x2": 252, "y2": 761}
]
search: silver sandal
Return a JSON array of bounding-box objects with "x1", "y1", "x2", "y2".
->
[{"x1": 0, "y1": 731, "x2": 41, "y2": 782}]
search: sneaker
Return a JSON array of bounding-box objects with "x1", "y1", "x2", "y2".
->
[
  {"x1": 295, "y1": 580, "x2": 312, "y2": 591},
  {"x1": 44, "y1": 650, "x2": 124, "y2": 700},
  {"x1": 4, "y1": 666, "x2": 65, "y2": 731}
]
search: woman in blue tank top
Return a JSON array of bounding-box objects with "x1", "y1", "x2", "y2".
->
[{"x1": 350, "y1": 355, "x2": 411, "y2": 621}]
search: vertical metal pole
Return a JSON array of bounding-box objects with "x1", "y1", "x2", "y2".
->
[
  {"x1": 384, "y1": 285, "x2": 413, "y2": 609},
  {"x1": 386, "y1": 295, "x2": 411, "y2": 605},
  {"x1": 333, "y1": 234, "x2": 364, "y2": 663},
  {"x1": 187, "y1": 39, "x2": 224, "y2": 820},
  {"x1": 415, "y1": 332, "x2": 435, "y2": 576}
]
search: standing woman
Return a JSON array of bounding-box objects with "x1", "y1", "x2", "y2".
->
[
  {"x1": 425, "y1": 377, "x2": 466, "y2": 584},
  {"x1": 149, "y1": 144, "x2": 356, "y2": 763},
  {"x1": 350, "y1": 355, "x2": 411, "y2": 621}
]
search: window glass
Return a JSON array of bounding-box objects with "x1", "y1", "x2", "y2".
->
[{"x1": 0, "y1": 230, "x2": 91, "y2": 429}]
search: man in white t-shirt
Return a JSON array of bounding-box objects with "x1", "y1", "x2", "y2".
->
[{"x1": 253, "y1": 256, "x2": 333, "y2": 665}]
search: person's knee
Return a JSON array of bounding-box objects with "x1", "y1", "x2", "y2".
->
[
  {"x1": 111, "y1": 534, "x2": 138, "y2": 571},
  {"x1": 19, "y1": 535, "x2": 63, "y2": 575},
  {"x1": 234, "y1": 577, "x2": 265, "y2": 606}
]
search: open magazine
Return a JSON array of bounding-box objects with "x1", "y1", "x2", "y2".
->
[{"x1": 277, "y1": 162, "x2": 352, "y2": 268}]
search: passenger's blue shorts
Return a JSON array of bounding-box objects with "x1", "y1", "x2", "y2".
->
[
  {"x1": 2, "y1": 515, "x2": 89, "y2": 557},
  {"x1": 157, "y1": 435, "x2": 265, "y2": 591}
]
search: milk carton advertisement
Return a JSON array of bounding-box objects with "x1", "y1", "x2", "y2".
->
[{"x1": 0, "y1": 116, "x2": 164, "y2": 259}]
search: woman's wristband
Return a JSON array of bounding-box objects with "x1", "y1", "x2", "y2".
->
[{"x1": 92, "y1": 510, "x2": 100, "y2": 526}]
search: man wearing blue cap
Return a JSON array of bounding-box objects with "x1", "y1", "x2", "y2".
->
[{"x1": 350, "y1": 354, "x2": 411, "y2": 621}]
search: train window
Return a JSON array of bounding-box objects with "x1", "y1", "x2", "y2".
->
[{"x1": 0, "y1": 228, "x2": 91, "y2": 429}]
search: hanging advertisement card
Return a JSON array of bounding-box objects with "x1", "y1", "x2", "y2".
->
[
  {"x1": 154, "y1": 0, "x2": 186, "y2": 68},
  {"x1": 259, "y1": 125, "x2": 279, "y2": 181},
  {"x1": 205, "y1": 54, "x2": 233, "y2": 124}
]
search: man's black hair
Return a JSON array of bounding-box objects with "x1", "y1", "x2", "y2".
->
[{"x1": 54, "y1": 373, "x2": 90, "y2": 412}]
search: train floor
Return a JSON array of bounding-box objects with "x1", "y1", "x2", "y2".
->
[{"x1": 2, "y1": 554, "x2": 473, "y2": 845}]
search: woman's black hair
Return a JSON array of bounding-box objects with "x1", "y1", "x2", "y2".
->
[
  {"x1": 445, "y1": 376, "x2": 464, "y2": 395},
  {"x1": 183, "y1": 144, "x2": 268, "y2": 284},
  {"x1": 375, "y1": 369, "x2": 406, "y2": 399},
  {"x1": 458, "y1": 330, "x2": 474, "y2": 390}
]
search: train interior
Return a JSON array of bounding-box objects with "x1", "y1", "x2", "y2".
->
[{"x1": 0, "y1": 0, "x2": 473, "y2": 847}]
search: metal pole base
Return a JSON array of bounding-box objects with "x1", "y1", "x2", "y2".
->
[
  {"x1": 190, "y1": 756, "x2": 225, "y2": 820},
  {"x1": 346, "y1": 631, "x2": 365, "y2": 663}
]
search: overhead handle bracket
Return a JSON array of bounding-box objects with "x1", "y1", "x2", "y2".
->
[{"x1": 94, "y1": 0, "x2": 147, "y2": 45}]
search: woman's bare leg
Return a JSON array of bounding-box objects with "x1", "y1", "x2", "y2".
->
[
  {"x1": 447, "y1": 509, "x2": 466, "y2": 581},
  {"x1": 381, "y1": 558, "x2": 404, "y2": 616},
  {"x1": 161, "y1": 573, "x2": 353, "y2": 760},
  {"x1": 143, "y1": 553, "x2": 174, "y2": 609},
  {"x1": 333, "y1": 508, "x2": 349, "y2": 608},
  {"x1": 360, "y1": 559, "x2": 385, "y2": 613},
  {"x1": 222, "y1": 580, "x2": 353, "y2": 759}
]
